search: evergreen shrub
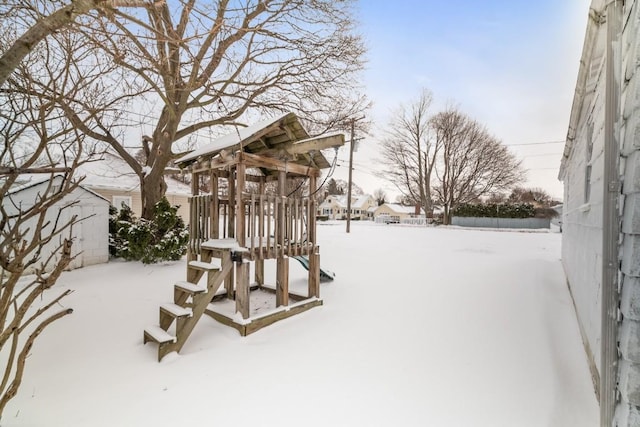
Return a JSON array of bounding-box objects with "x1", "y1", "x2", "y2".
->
[
  {"x1": 109, "y1": 197, "x2": 189, "y2": 264},
  {"x1": 452, "y1": 203, "x2": 535, "y2": 219}
]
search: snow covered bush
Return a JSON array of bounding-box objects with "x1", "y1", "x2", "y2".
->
[{"x1": 110, "y1": 197, "x2": 188, "y2": 264}]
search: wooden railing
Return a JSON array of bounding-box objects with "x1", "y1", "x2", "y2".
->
[{"x1": 189, "y1": 193, "x2": 313, "y2": 259}]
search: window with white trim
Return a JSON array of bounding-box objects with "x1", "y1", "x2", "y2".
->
[{"x1": 113, "y1": 196, "x2": 132, "y2": 212}]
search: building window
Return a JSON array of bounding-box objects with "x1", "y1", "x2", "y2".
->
[
  {"x1": 113, "y1": 196, "x2": 132, "y2": 211},
  {"x1": 584, "y1": 122, "x2": 594, "y2": 203}
]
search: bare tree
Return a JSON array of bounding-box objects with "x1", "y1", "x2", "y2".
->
[
  {"x1": 508, "y1": 186, "x2": 553, "y2": 207},
  {"x1": 431, "y1": 108, "x2": 524, "y2": 224},
  {"x1": 380, "y1": 89, "x2": 439, "y2": 216},
  {"x1": 0, "y1": 0, "x2": 156, "y2": 86},
  {"x1": 0, "y1": 22, "x2": 107, "y2": 417},
  {"x1": 373, "y1": 188, "x2": 386, "y2": 206},
  {"x1": 57, "y1": 0, "x2": 369, "y2": 219}
]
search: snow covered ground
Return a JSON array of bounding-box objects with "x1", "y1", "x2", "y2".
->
[{"x1": 4, "y1": 222, "x2": 598, "y2": 426}]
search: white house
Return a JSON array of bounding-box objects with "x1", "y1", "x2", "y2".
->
[
  {"x1": 5, "y1": 175, "x2": 110, "y2": 272},
  {"x1": 77, "y1": 153, "x2": 192, "y2": 221},
  {"x1": 373, "y1": 203, "x2": 425, "y2": 224},
  {"x1": 558, "y1": 1, "x2": 640, "y2": 424},
  {"x1": 317, "y1": 194, "x2": 376, "y2": 220}
]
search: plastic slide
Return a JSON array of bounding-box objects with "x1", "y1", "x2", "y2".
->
[{"x1": 292, "y1": 255, "x2": 335, "y2": 282}]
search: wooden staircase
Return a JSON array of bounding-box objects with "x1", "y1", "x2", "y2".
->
[{"x1": 143, "y1": 244, "x2": 235, "y2": 361}]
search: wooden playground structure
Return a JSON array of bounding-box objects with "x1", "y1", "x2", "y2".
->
[{"x1": 143, "y1": 112, "x2": 345, "y2": 361}]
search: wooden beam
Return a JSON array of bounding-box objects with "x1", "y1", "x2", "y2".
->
[
  {"x1": 190, "y1": 154, "x2": 239, "y2": 174},
  {"x1": 242, "y1": 152, "x2": 320, "y2": 177},
  {"x1": 287, "y1": 134, "x2": 345, "y2": 154},
  {"x1": 204, "y1": 298, "x2": 323, "y2": 336}
]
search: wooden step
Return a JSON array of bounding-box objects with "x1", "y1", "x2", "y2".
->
[
  {"x1": 201, "y1": 238, "x2": 240, "y2": 250},
  {"x1": 188, "y1": 260, "x2": 221, "y2": 271},
  {"x1": 143, "y1": 325, "x2": 176, "y2": 345},
  {"x1": 160, "y1": 303, "x2": 192, "y2": 318},
  {"x1": 175, "y1": 281, "x2": 206, "y2": 294}
]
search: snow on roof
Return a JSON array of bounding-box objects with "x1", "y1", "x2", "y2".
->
[
  {"x1": 382, "y1": 203, "x2": 423, "y2": 214},
  {"x1": 6, "y1": 174, "x2": 109, "y2": 202},
  {"x1": 353, "y1": 195, "x2": 372, "y2": 209},
  {"x1": 320, "y1": 194, "x2": 373, "y2": 209},
  {"x1": 176, "y1": 112, "x2": 294, "y2": 165},
  {"x1": 77, "y1": 153, "x2": 191, "y2": 196}
]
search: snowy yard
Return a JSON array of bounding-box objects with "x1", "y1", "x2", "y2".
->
[{"x1": 5, "y1": 223, "x2": 598, "y2": 426}]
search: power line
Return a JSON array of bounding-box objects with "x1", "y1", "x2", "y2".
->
[
  {"x1": 520, "y1": 153, "x2": 563, "y2": 158},
  {"x1": 506, "y1": 140, "x2": 565, "y2": 147}
]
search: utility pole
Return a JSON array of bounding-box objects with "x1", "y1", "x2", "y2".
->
[{"x1": 346, "y1": 119, "x2": 355, "y2": 233}]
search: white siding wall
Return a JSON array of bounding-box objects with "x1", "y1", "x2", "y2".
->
[
  {"x1": 561, "y1": 19, "x2": 607, "y2": 379},
  {"x1": 5, "y1": 179, "x2": 109, "y2": 273},
  {"x1": 564, "y1": 2, "x2": 640, "y2": 422}
]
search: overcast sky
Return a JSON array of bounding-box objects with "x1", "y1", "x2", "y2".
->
[{"x1": 329, "y1": 0, "x2": 592, "y2": 201}]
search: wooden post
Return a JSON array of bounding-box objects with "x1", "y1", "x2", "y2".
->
[
  {"x1": 308, "y1": 251, "x2": 320, "y2": 298},
  {"x1": 277, "y1": 170, "x2": 286, "y2": 257},
  {"x1": 255, "y1": 259, "x2": 264, "y2": 287},
  {"x1": 225, "y1": 169, "x2": 236, "y2": 298},
  {"x1": 276, "y1": 257, "x2": 289, "y2": 307},
  {"x1": 236, "y1": 160, "x2": 246, "y2": 247},
  {"x1": 236, "y1": 261, "x2": 250, "y2": 319},
  {"x1": 308, "y1": 175, "x2": 317, "y2": 252},
  {"x1": 188, "y1": 172, "x2": 200, "y2": 264},
  {"x1": 210, "y1": 170, "x2": 219, "y2": 239},
  {"x1": 228, "y1": 168, "x2": 235, "y2": 239},
  {"x1": 258, "y1": 179, "x2": 265, "y2": 259}
]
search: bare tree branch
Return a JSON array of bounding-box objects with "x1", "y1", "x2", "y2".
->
[{"x1": 0, "y1": 0, "x2": 160, "y2": 85}]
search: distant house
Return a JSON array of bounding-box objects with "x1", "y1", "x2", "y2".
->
[
  {"x1": 77, "y1": 153, "x2": 191, "y2": 222},
  {"x1": 373, "y1": 203, "x2": 424, "y2": 224},
  {"x1": 4, "y1": 175, "x2": 109, "y2": 272},
  {"x1": 558, "y1": 1, "x2": 640, "y2": 423},
  {"x1": 317, "y1": 194, "x2": 376, "y2": 220}
]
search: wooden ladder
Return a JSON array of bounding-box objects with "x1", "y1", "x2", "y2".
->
[{"x1": 143, "y1": 247, "x2": 233, "y2": 361}]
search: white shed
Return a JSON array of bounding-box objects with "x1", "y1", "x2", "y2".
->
[{"x1": 5, "y1": 175, "x2": 110, "y2": 272}]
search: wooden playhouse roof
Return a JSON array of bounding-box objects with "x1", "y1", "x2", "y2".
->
[{"x1": 176, "y1": 112, "x2": 344, "y2": 171}]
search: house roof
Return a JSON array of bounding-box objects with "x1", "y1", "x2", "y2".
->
[
  {"x1": 377, "y1": 203, "x2": 424, "y2": 214},
  {"x1": 320, "y1": 194, "x2": 372, "y2": 209},
  {"x1": 175, "y1": 112, "x2": 344, "y2": 170},
  {"x1": 76, "y1": 153, "x2": 191, "y2": 196},
  {"x1": 353, "y1": 195, "x2": 373, "y2": 209},
  {"x1": 559, "y1": 3, "x2": 603, "y2": 179}
]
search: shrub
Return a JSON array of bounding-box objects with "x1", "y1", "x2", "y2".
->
[
  {"x1": 452, "y1": 203, "x2": 535, "y2": 219},
  {"x1": 110, "y1": 197, "x2": 189, "y2": 264}
]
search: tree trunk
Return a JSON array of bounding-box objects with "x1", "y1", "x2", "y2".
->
[
  {"x1": 141, "y1": 173, "x2": 167, "y2": 220},
  {"x1": 443, "y1": 205, "x2": 451, "y2": 225}
]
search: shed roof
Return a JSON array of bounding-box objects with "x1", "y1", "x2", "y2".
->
[{"x1": 7, "y1": 174, "x2": 109, "y2": 203}]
